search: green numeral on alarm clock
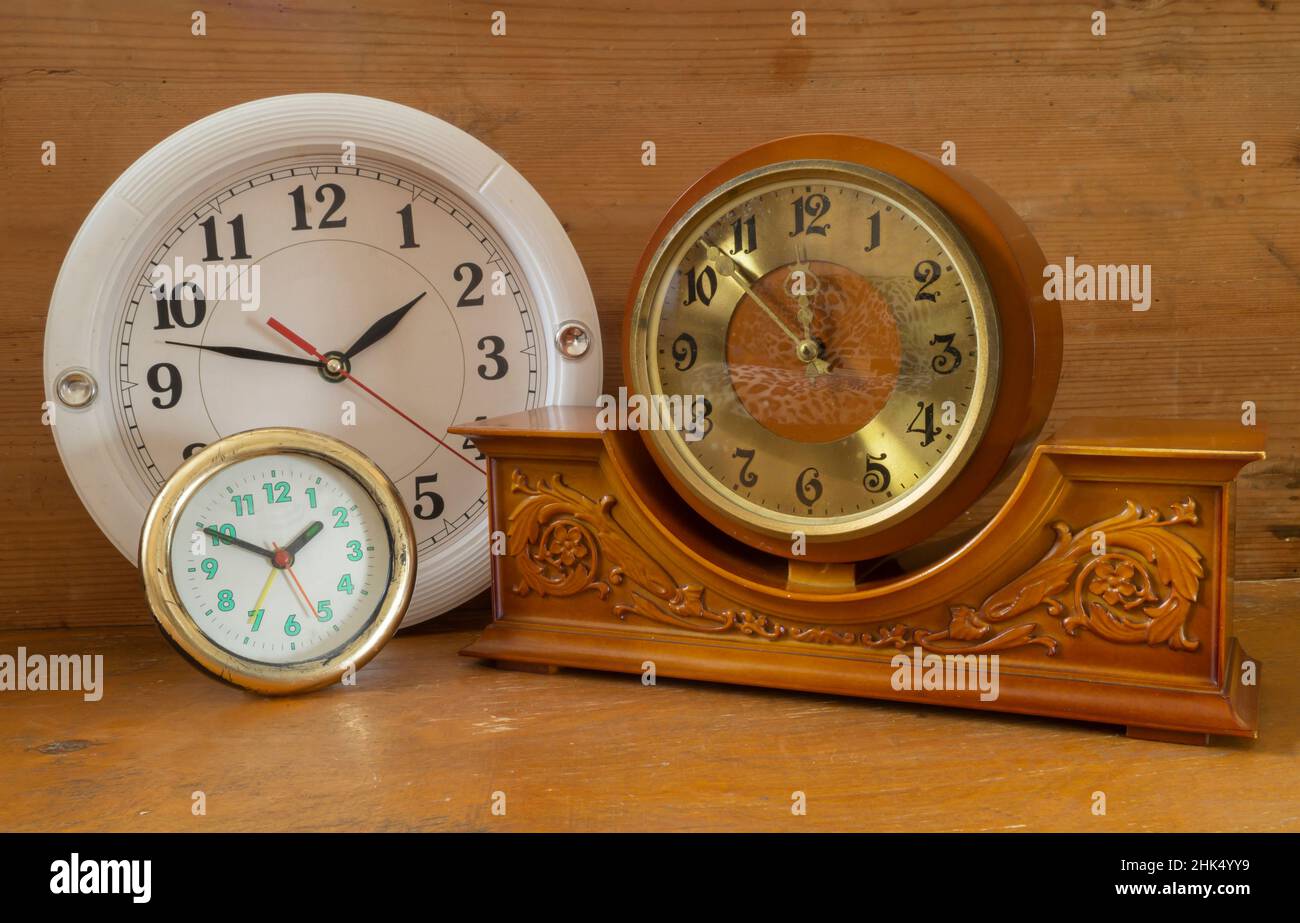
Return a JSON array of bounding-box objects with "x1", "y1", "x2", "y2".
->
[
  {"x1": 217, "y1": 589, "x2": 235, "y2": 611},
  {"x1": 305, "y1": 487, "x2": 317, "y2": 509},
  {"x1": 284, "y1": 614, "x2": 301, "y2": 636},
  {"x1": 200, "y1": 557, "x2": 218, "y2": 580},
  {"x1": 232, "y1": 493, "x2": 255, "y2": 517},
  {"x1": 209, "y1": 523, "x2": 236, "y2": 548},
  {"x1": 248, "y1": 608, "x2": 264, "y2": 632},
  {"x1": 346, "y1": 541, "x2": 363, "y2": 561},
  {"x1": 317, "y1": 600, "x2": 333, "y2": 622},
  {"x1": 332, "y1": 506, "x2": 350, "y2": 528},
  {"x1": 337, "y1": 574, "x2": 354, "y2": 594},
  {"x1": 263, "y1": 480, "x2": 291, "y2": 504}
]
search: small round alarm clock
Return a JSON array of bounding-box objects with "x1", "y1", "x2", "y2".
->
[{"x1": 139, "y1": 427, "x2": 415, "y2": 694}]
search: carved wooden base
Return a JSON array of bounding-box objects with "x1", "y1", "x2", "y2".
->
[{"x1": 453, "y1": 409, "x2": 1266, "y2": 743}]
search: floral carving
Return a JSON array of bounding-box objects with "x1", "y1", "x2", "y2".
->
[{"x1": 505, "y1": 470, "x2": 1205, "y2": 657}]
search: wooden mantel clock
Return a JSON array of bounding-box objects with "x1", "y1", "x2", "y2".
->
[{"x1": 453, "y1": 135, "x2": 1264, "y2": 744}]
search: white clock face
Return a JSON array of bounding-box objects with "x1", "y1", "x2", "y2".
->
[
  {"x1": 46, "y1": 95, "x2": 602, "y2": 623},
  {"x1": 169, "y1": 453, "x2": 393, "y2": 665},
  {"x1": 114, "y1": 157, "x2": 539, "y2": 558}
]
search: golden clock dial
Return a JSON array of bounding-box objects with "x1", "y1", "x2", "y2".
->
[{"x1": 629, "y1": 161, "x2": 1001, "y2": 542}]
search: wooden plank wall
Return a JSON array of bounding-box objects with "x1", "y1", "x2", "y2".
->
[{"x1": 1, "y1": 0, "x2": 1296, "y2": 629}]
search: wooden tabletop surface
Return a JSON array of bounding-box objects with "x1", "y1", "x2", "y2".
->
[{"x1": 1, "y1": 580, "x2": 1296, "y2": 833}]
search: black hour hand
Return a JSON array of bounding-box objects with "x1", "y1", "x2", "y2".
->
[{"x1": 344, "y1": 291, "x2": 426, "y2": 360}]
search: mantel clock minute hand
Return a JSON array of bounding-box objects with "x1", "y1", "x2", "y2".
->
[{"x1": 702, "y1": 241, "x2": 829, "y2": 377}]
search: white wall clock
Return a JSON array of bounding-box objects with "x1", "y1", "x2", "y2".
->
[{"x1": 44, "y1": 94, "x2": 602, "y2": 624}]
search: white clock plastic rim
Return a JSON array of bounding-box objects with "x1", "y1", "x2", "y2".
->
[{"x1": 43, "y1": 93, "x2": 602, "y2": 625}]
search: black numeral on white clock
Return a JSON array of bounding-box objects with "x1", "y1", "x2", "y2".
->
[
  {"x1": 147, "y1": 362, "x2": 182, "y2": 409},
  {"x1": 455, "y1": 262, "x2": 484, "y2": 307},
  {"x1": 199, "y1": 214, "x2": 251, "y2": 262},
  {"x1": 395, "y1": 203, "x2": 420, "y2": 249},
  {"x1": 476, "y1": 335, "x2": 508, "y2": 380},
  {"x1": 289, "y1": 183, "x2": 347, "y2": 230},
  {"x1": 153, "y1": 283, "x2": 206, "y2": 330},
  {"x1": 413, "y1": 474, "x2": 445, "y2": 520}
]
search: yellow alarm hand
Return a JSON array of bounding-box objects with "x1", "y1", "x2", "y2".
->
[{"x1": 250, "y1": 564, "x2": 278, "y2": 623}]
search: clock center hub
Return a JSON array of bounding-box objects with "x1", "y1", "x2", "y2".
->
[
  {"x1": 318, "y1": 350, "x2": 351, "y2": 383},
  {"x1": 724, "y1": 259, "x2": 901, "y2": 444}
]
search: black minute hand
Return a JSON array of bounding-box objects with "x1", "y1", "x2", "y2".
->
[
  {"x1": 201, "y1": 527, "x2": 276, "y2": 561},
  {"x1": 164, "y1": 341, "x2": 322, "y2": 368},
  {"x1": 344, "y1": 291, "x2": 427, "y2": 360}
]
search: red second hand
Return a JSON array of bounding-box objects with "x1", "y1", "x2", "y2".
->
[{"x1": 266, "y1": 316, "x2": 487, "y2": 476}]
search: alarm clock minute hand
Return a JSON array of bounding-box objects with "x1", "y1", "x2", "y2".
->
[{"x1": 200, "y1": 526, "x2": 276, "y2": 562}]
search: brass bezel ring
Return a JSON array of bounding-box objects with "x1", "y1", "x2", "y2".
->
[
  {"x1": 628, "y1": 159, "x2": 1001, "y2": 543},
  {"x1": 139, "y1": 427, "x2": 416, "y2": 695}
]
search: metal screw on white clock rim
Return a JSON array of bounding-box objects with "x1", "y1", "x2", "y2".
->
[
  {"x1": 555, "y1": 321, "x2": 592, "y2": 359},
  {"x1": 55, "y1": 368, "x2": 98, "y2": 408}
]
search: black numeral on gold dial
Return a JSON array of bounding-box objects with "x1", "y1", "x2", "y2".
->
[
  {"x1": 908, "y1": 401, "x2": 940, "y2": 447},
  {"x1": 913, "y1": 259, "x2": 942, "y2": 301},
  {"x1": 863, "y1": 209, "x2": 881, "y2": 252},
  {"x1": 864, "y1": 453, "x2": 891, "y2": 493},
  {"x1": 930, "y1": 333, "x2": 962, "y2": 374},
  {"x1": 795, "y1": 467, "x2": 823, "y2": 507},
  {"x1": 684, "y1": 266, "x2": 717, "y2": 306},
  {"x1": 790, "y1": 193, "x2": 830, "y2": 237},
  {"x1": 730, "y1": 216, "x2": 757, "y2": 254},
  {"x1": 732, "y1": 447, "x2": 759, "y2": 487},
  {"x1": 672, "y1": 332, "x2": 698, "y2": 371}
]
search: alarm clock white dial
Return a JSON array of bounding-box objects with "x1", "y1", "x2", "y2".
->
[
  {"x1": 169, "y1": 453, "x2": 394, "y2": 665},
  {"x1": 44, "y1": 94, "x2": 602, "y2": 623}
]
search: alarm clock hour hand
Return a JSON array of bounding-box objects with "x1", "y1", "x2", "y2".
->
[
  {"x1": 283, "y1": 520, "x2": 324, "y2": 557},
  {"x1": 163, "y1": 341, "x2": 322, "y2": 368},
  {"x1": 343, "y1": 291, "x2": 427, "y2": 361}
]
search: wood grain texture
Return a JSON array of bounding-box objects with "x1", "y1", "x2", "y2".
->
[
  {"x1": 0, "y1": 579, "x2": 1295, "y2": 832},
  {"x1": 1, "y1": 1, "x2": 1298, "y2": 629}
]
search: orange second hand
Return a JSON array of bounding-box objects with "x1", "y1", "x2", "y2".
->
[{"x1": 274, "y1": 543, "x2": 319, "y2": 620}]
